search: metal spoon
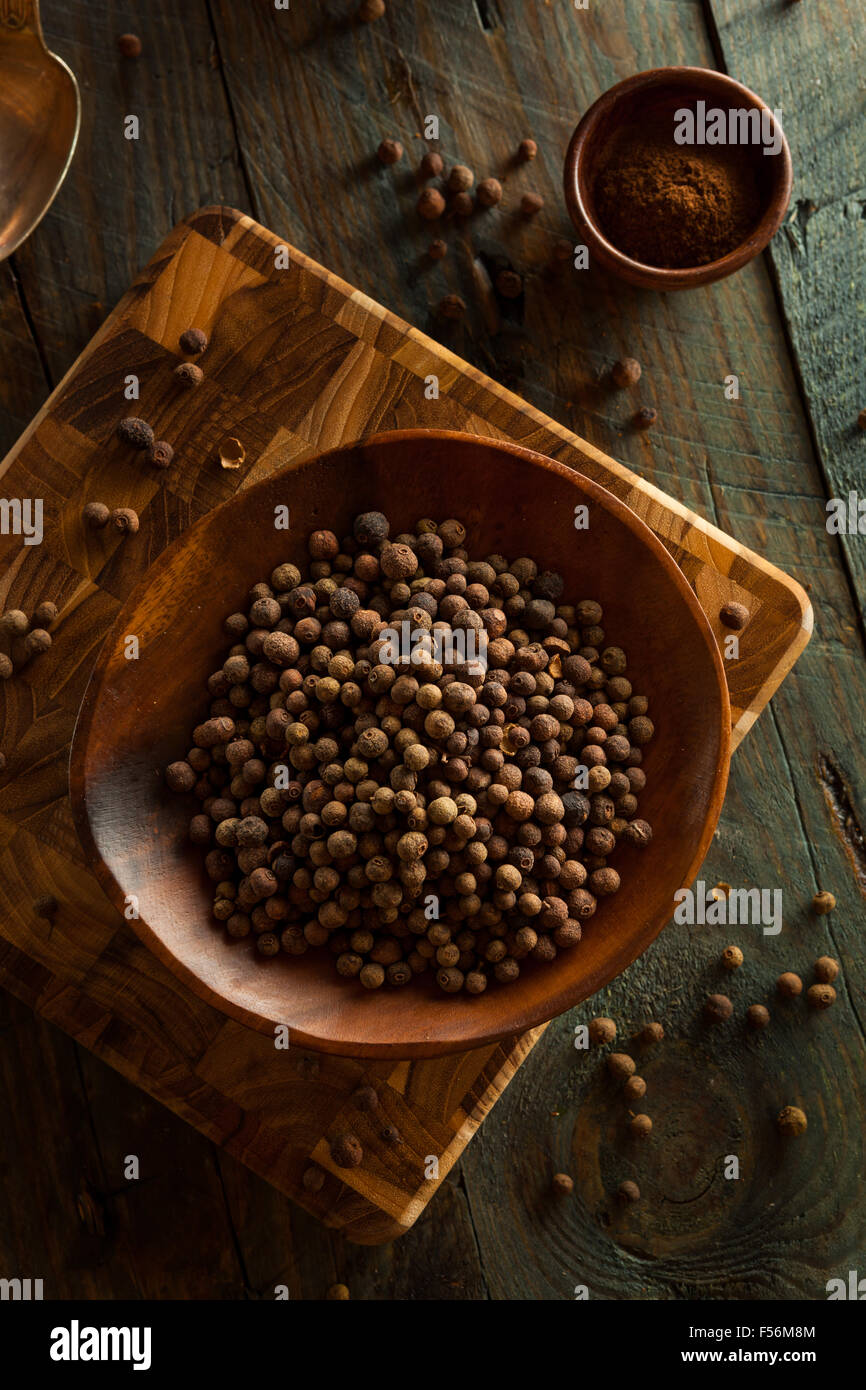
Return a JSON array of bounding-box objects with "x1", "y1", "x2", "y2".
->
[{"x1": 0, "y1": 0, "x2": 80, "y2": 261}]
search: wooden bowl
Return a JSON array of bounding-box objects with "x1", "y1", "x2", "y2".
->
[
  {"x1": 563, "y1": 66, "x2": 793, "y2": 290},
  {"x1": 70, "y1": 431, "x2": 730, "y2": 1058}
]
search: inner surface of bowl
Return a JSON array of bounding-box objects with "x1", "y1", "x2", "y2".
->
[{"x1": 71, "y1": 431, "x2": 730, "y2": 1057}]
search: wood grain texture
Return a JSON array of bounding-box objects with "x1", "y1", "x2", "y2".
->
[{"x1": 0, "y1": 0, "x2": 862, "y2": 1299}]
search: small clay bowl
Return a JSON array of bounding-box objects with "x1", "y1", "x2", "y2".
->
[{"x1": 563, "y1": 66, "x2": 792, "y2": 290}]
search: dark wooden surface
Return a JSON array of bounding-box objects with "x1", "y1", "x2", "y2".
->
[{"x1": 1, "y1": 0, "x2": 863, "y2": 1299}]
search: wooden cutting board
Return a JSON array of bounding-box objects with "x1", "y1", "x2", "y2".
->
[{"x1": 0, "y1": 206, "x2": 810, "y2": 1244}]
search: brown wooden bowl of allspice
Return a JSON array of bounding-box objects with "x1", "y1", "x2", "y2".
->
[
  {"x1": 564, "y1": 66, "x2": 792, "y2": 290},
  {"x1": 70, "y1": 430, "x2": 730, "y2": 1058}
]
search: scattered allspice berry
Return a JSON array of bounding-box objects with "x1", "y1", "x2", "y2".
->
[
  {"x1": 147, "y1": 440, "x2": 174, "y2": 469},
  {"x1": 179, "y1": 327, "x2": 208, "y2": 354},
  {"x1": 617, "y1": 1180, "x2": 641, "y2": 1203},
  {"x1": 417, "y1": 187, "x2": 445, "y2": 220},
  {"x1": 0, "y1": 655, "x2": 12, "y2": 681},
  {"x1": 353, "y1": 1084, "x2": 379, "y2": 1112},
  {"x1": 109, "y1": 507, "x2": 140, "y2": 535},
  {"x1": 302, "y1": 1165, "x2": 325, "y2": 1193},
  {"x1": 450, "y1": 191, "x2": 474, "y2": 217},
  {"x1": 807, "y1": 983, "x2": 836, "y2": 1010},
  {"x1": 518, "y1": 138, "x2": 537, "y2": 161},
  {"x1": 857, "y1": 407, "x2": 866, "y2": 431},
  {"x1": 377, "y1": 137, "x2": 403, "y2": 166},
  {"x1": 358, "y1": 0, "x2": 385, "y2": 18},
  {"x1": 427, "y1": 238, "x2": 448, "y2": 260},
  {"x1": 812, "y1": 890, "x2": 836, "y2": 915},
  {"x1": 588, "y1": 1017, "x2": 617, "y2": 1046},
  {"x1": 33, "y1": 601, "x2": 57, "y2": 627},
  {"x1": 476, "y1": 177, "x2": 503, "y2": 208},
  {"x1": 83, "y1": 501, "x2": 110, "y2": 529},
  {"x1": 520, "y1": 192, "x2": 544, "y2": 217},
  {"x1": 174, "y1": 361, "x2": 203, "y2": 388},
  {"x1": 495, "y1": 269, "x2": 523, "y2": 298},
  {"x1": 633, "y1": 406, "x2": 657, "y2": 430},
  {"x1": 24, "y1": 628, "x2": 51, "y2": 658},
  {"x1": 419, "y1": 150, "x2": 444, "y2": 179},
  {"x1": 330, "y1": 1133, "x2": 363, "y2": 1169},
  {"x1": 607, "y1": 1052, "x2": 636, "y2": 1080},
  {"x1": 638, "y1": 1021, "x2": 664, "y2": 1045},
  {"x1": 33, "y1": 894, "x2": 58, "y2": 918},
  {"x1": 552, "y1": 1172, "x2": 574, "y2": 1196},
  {"x1": 720, "y1": 601, "x2": 750, "y2": 630},
  {"x1": 777, "y1": 1105, "x2": 807, "y2": 1137},
  {"x1": 611, "y1": 357, "x2": 641, "y2": 388},
  {"x1": 629, "y1": 1113, "x2": 652, "y2": 1138},
  {"x1": 438, "y1": 293, "x2": 466, "y2": 320},
  {"x1": 116, "y1": 417, "x2": 154, "y2": 450},
  {"x1": 447, "y1": 164, "x2": 474, "y2": 193},
  {"x1": 0, "y1": 609, "x2": 29, "y2": 637},
  {"x1": 720, "y1": 944, "x2": 744, "y2": 971},
  {"x1": 777, "y1": 971, "x2": 803, "y2": 998},
  {"x1": 326, "y1": 1283, "x2": 350, "y2": 1300},
  {"x1": 704, "y1": 993, "x2": 733, "y2": 1023},
  {"x1": 117, "y1": 33, "x2": 142, "y2": 58},
  {"x1": 746, "y1": 1004, "x2": 770, "y2": 1030},
  {"x1": 814, "y1": 956, "x2": 839, "y2": 983},
  {"x1": 623, "y1": 1075, "x2": 646, "y2": 1102}
]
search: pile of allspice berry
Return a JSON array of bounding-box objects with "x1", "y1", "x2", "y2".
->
[{"x1": 166, "y1": 512, "x2": 654, "y2": 995}]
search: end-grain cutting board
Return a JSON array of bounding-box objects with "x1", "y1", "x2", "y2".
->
[{"x1": 0, "y1": 207, "x2": 810, "y2": 1243}]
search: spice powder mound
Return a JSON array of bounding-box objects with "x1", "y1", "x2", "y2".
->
[{"x1": 593, "y1": 123, "x2": 762, "y2": 269}]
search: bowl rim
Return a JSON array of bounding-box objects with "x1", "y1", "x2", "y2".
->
[
  {"x1": 70, "y1": 428, "x2": 732, "y2": 1056},
  {"x1": 562, "y1": 65, "x2": 793, "y2": 290}
]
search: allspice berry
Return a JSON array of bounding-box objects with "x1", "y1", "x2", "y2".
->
[
  {"x1": 447, "y1": 164, "x2": 474, "y2": 193},
  {"x1": 116, "y1": 417, "x2": 154, "y2": 450},
  {"x1": 495, "y1": 269, "x2": 523, "y2": 299},
  {"x1": 117, "y1": 33, "x2": 142, "y2": 58},
  {"x1": 623, "y1": 1075, "x2": 646, "y2": 1102},
  {"x1": 812, "y1": 890, "x2": 835, "y2": 915},
  {"x1": 720, "y1": 944, "x2": 744, "y2": 971},
  {"x1": 302, "y1": 1165, "x2": 325, "y2": 1192},
  {"x1": 629, "y1": 1113, "x2": 652, "y2": 1138},
  {"x1": 450, "y1": 191, "x2": 473, "y2": 217},
  {"x1": 814, "y1": 956, "x2": 839, "y2": 983},
  {"x1": 858, "y1": 407, "x2": 866, "y2": 432},
  {"x1": 0, "y1": 609, "x2": 29, "y2": 637},
  {"x1": 147, "y1": 440, "x2": 174, "y2": 469},
  {"x1": 24, "y1": 628, "x2": 51, "y2": 658},
  {"x1": 476, "y1": 178, "x2": 503, "y2": 208},
  {"x1": 518, "y1": 138, "x2": 537, "y2": 161},
  {"x1": 377, "y1": 138, "x2": 403, "y2": 165},
  {"x1": 0, "y1": 655, "x2": 12, "y2": 681},
  {"x1": 746, "y1": 1004, "x2": 770, "y2": 1030},
  {"x1": 353, "y1": 1084, "x2": 379, "y2": 1112},
  {"x1": 439, "y1": 293, "x2": 466, "y2": 321},
  {"x1": 179, "y1": 327, "x2": 208, "y2": 354},
  {"x1": 777, "y1": 1105, "x2": 807, "y2": 1137},
  {"x1": 552, "y1": 1172, "x2": 574, "y2": 1196},
  {"x1": 419, "y1": 150, "x2": 443, "y2": 178},
  {"x1": 777, "y1": 971, "x2": 803, "y2": 998},
  {"x1": 358, "y1": 0, "x2": 385, "y2": 18},
  {"x1": 588, "y1": 1016, "x2": 616, "y2": 1045},
  {"x1": 417, "y1": 187, "x2": 445, "y2": 220},
  {"x1": 33, "y1": 893, "x2": 58, "y2": 918},
  {"x1": 638, "y1": 1021, "x2": 664, "y2": 1046},
  {"x1": 611, "y1": 357, "x2": 641, "y2": 388},
  {"x1": 83, "y1": 501, "x2": 110, "y2": 529},
  {"x1": 704, "y1": 993, "x2": 733, "y2": 1023},
  {"x1": 633, "y1": 406, "x2": 657, "y2": 430},
  {"x1": 520, "y1": 192, "x2": 544, "y2": 217},
  {"x1": 326, "y1": 1283, "x2": 350, "y2": 1300},
  {"x1": 109, "y1": 507, "x2": 139, "y2": 535},
  {"x1": 33, "y1": 601, "x2": 57, "y2": 627},
  {"x1": 428, "y1": 238, "x2": 447, "y2": 260},
  {"x1": 607, "y1": 1052, "x2": 636, "y2": 1080},
  {"x1": 617, "y1": 1180, "x2": 640, "y2": 1203},
  {"x1": 174, "y1": 361, "x2": 203, "y2": 388},
  {"x1": 330, "y1": 1132, "x2": 363, "y2": 1168},
  {"x1": 807, "y1": 983, "x2": 836, "y2": 1010},
  {"x1": 720, "y1": 601, "x2": 750, "y2": 630}
]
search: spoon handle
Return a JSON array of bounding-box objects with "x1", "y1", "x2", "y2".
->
[{"x1": 0, "y1": 0, "x2": 41, "y2": 35}]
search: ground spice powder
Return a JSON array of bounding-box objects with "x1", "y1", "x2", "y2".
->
[{"x1": 593, "y1": 128, "x2": 762, "y2": 269}]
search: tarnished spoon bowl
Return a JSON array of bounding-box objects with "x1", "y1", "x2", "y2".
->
[{"x1": 0, "y1": 0, "x2": 80, "y2": 261}]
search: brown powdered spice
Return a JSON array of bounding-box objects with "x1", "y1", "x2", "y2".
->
[{"x1": 593, "y1": 126, "x2": 762, "y2": 269}]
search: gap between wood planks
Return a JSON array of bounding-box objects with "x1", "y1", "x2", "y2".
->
[
  {"x1": 203, "y1": 0, "x2": 261, "y2": 220},
  {"x1": 3, "y1": 259, "x2": 53, "y2": 393}
]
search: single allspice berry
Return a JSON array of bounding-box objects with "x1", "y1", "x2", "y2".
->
[
  {"x1": 174, "y1": 361, "x2": 203, "y2": 388},
  {"x1": 746, "y1": 1004, "x2": 770, "y2": 1030},
  {"x1": 611, "y1": 357, "x2": 641, "y2": 388},
  {"x1": 353, "y1": 1084, "x2": 379, "y2": 1112},
  {"x1": 495, "y1": 269, "x2": 523, "y2": 298},
  {"x1": 326, "y1": 1283, "x2": 350, "y2": 1300},
  {"x1": 552, "y1": 1172, "x2": 574, "y2": 1196},
  {"x1": 812, "y1": 889, "x2": 835, "y2": 915},
  {"x1": 777, "y1": 971, "x2": 803, "y2": 998},
  {"x1": 109, "y1": 507, "x2": 140, "y2": 535},
  {"x1": 417, "y1": 187, "x2": 445, "y2": 220},
  {"x1": 814, "y1": 956, "x2": 839, "y2": 983},
  {"x1": 33, "y1": 893, "x2": 58, "y2": 918},
  {"x1": 720, "y1": 944, "x2": 744, "y2": 971},
  {"x1": 704, "y1": 993, "x2": 733, "y2": 1023},
  {"x1": 377, "y1": 137, "x2": 403, "y2": 165},
  {"x1": 33, "y1": 601, "x2": 57, "y2": 628},
  {"x1": 330, "y1": 1132, "x2": 363, "y2": 1168},
  {"x1": 358, "y1": 0, "x2": 385, "y2": 18},
  {"x1": 447, "y1": 164, "x2": 474, "y2": 193},
  {"x1": 116, "y1": 417, "x2": 154, "y2": 450},
  {"x1": 439, "y1": 293, "x2": 466, "y2": 320},
  {"x1": 588, "y1": 1016, "x2": 617, "y2": 1046},
  {"x1": 82, "y1": 501, "x2": 110, "y2": 529},
  {"x1": 428, "y1": 238, "x2": 448, "y2": 260},
  {"x1": 301, "y1": 1166, "x2": 325, "y2": 1193},
  {"x1": 807, "y1": 983, "x2": 836, "y2": 1010},
  {"x1": 520, "y1": 192, "x2": 544, "y2": 217},
  {"x1": 450, "y1": 190, "x2": 474, "y2": 217},
  {"x1": 720, "y1": 601, "x2": 750, "y2": 630},
  {"x1": 419, "y1": 150, "x2": 443, "y2": 179},
  {"x1": 623, "y1": 1075, "x2": 646, "y2": 1102},
  {"x1": 147, "y1": 440, "x2": 174, "y2": 469},
  {"x1": 117, "y1": 33, "x2": 142, "y2": 58},
  {"x1": 179, "y1": 327, "x2": 208, "y2": 354},
  {"x1": 607, "y1": 1052, "x2": 636, "y2": 1080},
  {"x1": 633, "y1": 406, "x2": 657, "y2": 430},
  {"x1": 638, "y1": 1021, "x2": 664, "y2": 1046},
  {"x1": 518, "y1": 138, "x2": 537, "y2": 161},
  {"x1": 0, "y1": 609, "x2": 29, "y2": 637},
  {"x1": 476, "y1": 177, "x2": 503, "y2": 208},
  {"x1": 629, "y1": 1113, "x2": 652, "y2": 1138},
  {"x1": 777, "y1": 1105, "x2": 807, "y2": 1137},
  {"x1": 857, "y1": 407, "x2": 866, "y2": 431},
  {"x1": 617, "y1": 1180, "x2": 640, "y2": 1204},
  {"x1": 0, "y1": 654, "x2": 12, "y2": 681},
  {"x1": 24, "y1": 628, "x2": 51, "y2": 658}
]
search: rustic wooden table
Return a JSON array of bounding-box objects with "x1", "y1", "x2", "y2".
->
[{"x1": 1, "y1": 0, "x2": 863, "y2": 1300}]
